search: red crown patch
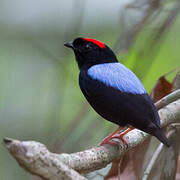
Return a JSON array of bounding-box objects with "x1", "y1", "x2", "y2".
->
[{"x1": 83, "y1": 38, "x2": 105, "y2": 48}]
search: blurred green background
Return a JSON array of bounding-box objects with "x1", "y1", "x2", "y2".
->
[{"x1": 0, "y1": 0, "x2": 180, "y2": 179}]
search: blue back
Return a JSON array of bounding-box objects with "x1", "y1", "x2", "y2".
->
[{"x1": 87, "y1": 63, "x2": 146, "y2": 94}]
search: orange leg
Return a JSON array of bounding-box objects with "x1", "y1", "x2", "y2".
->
[
  {"x1": 100, "y1": 126, "x2": 135, "y2": 146},
  {"x1": 100, "y1": 127, "x2": 124, "y2": 146}
]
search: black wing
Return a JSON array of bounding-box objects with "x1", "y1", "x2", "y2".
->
[{"x1": 79, "y1": 70, "x2": 161, "y2": 132}]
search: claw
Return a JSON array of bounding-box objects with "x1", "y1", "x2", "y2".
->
[{"x1": 100, "y1": 127, "x2": 135, "y2": 146}]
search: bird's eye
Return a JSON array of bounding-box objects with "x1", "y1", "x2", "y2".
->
[{"x1": 85, "y1": 44, "x2": 92, "y2": 50}]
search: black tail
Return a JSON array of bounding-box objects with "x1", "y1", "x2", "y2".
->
[{"x1": 153, "y1": 129, "x2": 170, "y2": 147}]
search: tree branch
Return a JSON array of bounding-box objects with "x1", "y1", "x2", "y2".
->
[
  {"x1": 3, "y1": 138, "x2": 87, "y2": 180},
  {"x1": 142, "y1": 126, "x2": 180, "y2": 180},
  {"x1": 3, "y1": 90, "x2": 180, "y2": 179},
  {"x1": 155, "y1": 89, "x2": 180, "y2": 110}
]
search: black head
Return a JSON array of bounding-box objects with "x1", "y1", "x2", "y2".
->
[{"x1": 64, "y1": 37, "x2": 118, "y2": 69}]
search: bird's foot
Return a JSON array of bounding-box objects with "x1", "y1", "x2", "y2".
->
[
  {"x1": 100, "y1": 127, "x2": 135, "y2": 146},
  {"x1": 100, "y1": 127, "x2": 124, "y2": 146}
]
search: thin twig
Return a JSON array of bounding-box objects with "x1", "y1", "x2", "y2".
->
[
  {"x1": 142, "y1": 126, "x2": 180, "y2": 180},
  {"x1": 155, "y1": 89, "x2": 180, "y2": 110},
  {"x1": 118, "y1": 158, "x2": 122, "y2": 180},
  {"x1": 142, "y1": 143, "x2": 164, "y2": 180}
]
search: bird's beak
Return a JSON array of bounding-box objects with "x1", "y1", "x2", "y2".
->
[{"x1": 64, "y1": 41, "x2": 74, "y2": 49}]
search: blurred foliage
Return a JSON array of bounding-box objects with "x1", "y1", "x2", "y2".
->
[{"x1": 0, "y1": 0, "x2": 180, "y2": 179}]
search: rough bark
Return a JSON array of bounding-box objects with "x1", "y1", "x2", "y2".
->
[{"x1": 3, "y1": 91, "x2": 180, "y2": 179}]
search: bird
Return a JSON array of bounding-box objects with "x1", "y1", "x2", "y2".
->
[{"x1": 64, "y1": 37, "x2": 170, "y2": 147}]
